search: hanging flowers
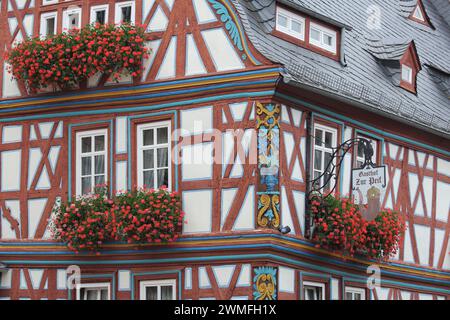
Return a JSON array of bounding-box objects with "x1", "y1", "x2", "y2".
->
[
  {"x1": 6, "y1": 23, "x2": 149, "y2": 92},
  {"x1": 51, "y1": 187, "x2": 184, "y2": 253},
  {"x1": 309, "y1": 195, "x2": 406, "y2": 261}
]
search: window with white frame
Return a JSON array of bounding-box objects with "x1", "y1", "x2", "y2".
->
[
  {"x1": 303, "y1": 281, "x2": 325, "y2": 300},
  {"x1": 115, "y1": 1, "x2": 135, "y2": 24},
  {"x1": 275, "y1": 6, "x2": 305, "y2": 40},
  {"x1": 312, "y1": 123, "x2": 337, "y2": 193},
  {"x1": 63, "y1": 7, "x2": 81, "y2": 31},
  {"x1": 40, "y1": 12, "x2": 57, "y2": 38},
  {"x1": 76, "y1": 283, "x2": 110, "y2": 300},
  {"x1": 137, "y1": 121, "x2": 171, "y2": 190},
  {"x1": 90, "y1": 4, "x2": 109, "y2": 24},
  {"x1": 355, "y1": 135, "x2": 378, "y2": 168},
  {"x1": 401, "y1": 64, "x2": 413, "y2": 83},
  {"x1": 76, "y1": 129, "x2": 108, "y2": 195},
  {"x1": 309, "y1": 22, "x2": 337, "y2": 54},
  {"x1": 139, "y1": 279, "x2": 176, "y2": 300},
  {"x1": 345, "y1": 287, "x2": 366, "y2": 300}
]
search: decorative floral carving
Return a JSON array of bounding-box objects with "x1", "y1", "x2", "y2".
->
[
  {"x1": 253, "y1": 266, "x2": 277, "y2": 300},
  {"x1": 257, "y1": 194, "x2": 280, "y2": 228},
  {"x1": 208, "y1": 0, "x2": 244, "y2": 51}
]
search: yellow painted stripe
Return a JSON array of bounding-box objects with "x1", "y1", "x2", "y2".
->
[
  {"x1": 1, "y1": 236, "x2": 448, "y2": 280},
  {"x1": 1, "y1": 71, "x2": 279, "y2": 110}
]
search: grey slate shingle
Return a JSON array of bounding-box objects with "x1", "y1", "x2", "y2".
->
[{"x1": 233, "y1": 0, "x2": 450, "y2": 137}]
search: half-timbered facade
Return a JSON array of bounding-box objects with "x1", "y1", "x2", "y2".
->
[{"x1": 0, "y1": 0, "x2": 449, "y2": 300}]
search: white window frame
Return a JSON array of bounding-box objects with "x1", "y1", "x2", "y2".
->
[
  {"x1": 137, "y1": 121, "x2": 172, "y2": 191},
  {"x1": 355, "y1": 135, "x2": 378, "y2": 168},
  {"x1": 275, "y1": 6, "x2": 306, "y2": 41},
  {"x1": 63, "y1": 7, "x2": 82, "y2": 31},
  {"x1": 401, "y1": 64, "x2": 413, "y2": 83},
  {"x1": 412, "y1": 5, "x2": 424, "y2": 21},
  {"x1": 76, "y1": 282, "x2": 111, "y2": 300},
  {"x1": 75, "y1": 128, "x2": 108, "y2": 196},
  {"x1": 42, "y1": 0, "x2": 58, "y2": 6},
  {"x1": 139, "y1": 279, "x2": 176, "y2": 300},
  {"x1": 303, "y1": 281, "x2": 325, "y2": 300},
  {"x1": 309, "y1": 22, "x2": 337, "y2": 54},
  {"x1": 40, "y1": 11, "x2": 58, "y2": 38},
  {"x1": 345, "y1": 287, "x2": 366, "y2": 300},
  {"x1": 312, "y1": 123, "x2": 338, "y2": 193},
  {"x1": 90, "y1": 4, "x2": 109, "y2": 24},
  {"x1": 115, "y1": 1, "x2": 136, "y2": 25}
]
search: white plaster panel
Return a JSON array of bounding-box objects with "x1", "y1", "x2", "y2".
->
[
  {"x1": 182, "y1": 190, "x2": 212, "y2": 233},
  {"x1": 292, "y1": 190, "x2": 305, "y2": 235},
  {"x1": 221, "y1": 188, "x2": 237, "y2": 228},
  {"x1": 156, "y1": 36, "x2": 177, "y2": 79},
  {"x1": 331, "y1": 278, "x2": 339, "y2": 300},
  {"x1": 116, "y1": 117, "x2": 127, "y2": 154},
  {"x1": 414, "y1": 224, "x2": 431, "y2": 266},
  {"x1": 1, "y1": 150, "x2": 21, "y2": 191},
  {"x1": 181, "y1": 143, "x2": 213, "y2": 181},
  {"x1": 57, "y1": 269, "x2": 67, "y2": 289},
  {"x1": 212, "y1": 265, "x2": 235, "y2": 288},
  {"x1": 142, "y1": 39, "x2": 161, "y2": 81},
  {"x1": 437, "y1": 158, "x2": 449, "y2": 177},
  {"x1": 233, "y1": 185, "x2": 254, "y2": 230},
  {"x1": 116, "y1": 161, "x2": 127, "y2": 193},
  {"x1": 278, "y1": 266, "x2": 295, "y2": 293},
  {"x1": 118, "y1": 270, "x2": 131, "y2": 290},
  {"x1": 201, "y1": 28, "x2": 244, "y2": 71},
  {"x1": 281, "y1": 186, "x2": 294, "y2": 235},
  {"x1": 2, "y1": 62, "x2": 21, "y2": 98},
  {"x1": 186, "y1": 34, "x2": 206, "y2": 76},
  {"x1": 1, "y1": 200, "x2": 20, "y2": 239},
  {"x1": 0, "y1": 269, "x2": 12, "y2": 288},
  {"x1": 436, "y1": 180, "x2": 450, "y2": 223},
  {"x1": 193, "y1": 0, "x2": 217, "y2": 23},
  {"x1": 28, "y1": 198, "x2": 47, "y2": 239},
  {"x1": 181, "y1": 106, "x2": 213, "y2": 136},
  {"x1": 198, "y1": 267, "x2": 211, "y2": 288},
  {"x1": 2, "y1": 125, "x2": 22, "y2": 143},
  {"x1": 148, "y1": 5, "x2": 168, "y2": 32},
  {"x1": 229, "y1": 102, "x2": 247, "y2": 122},
  {"x1": 185, "y1": 268, "x2": 192, "y2": 289},
  {"x1": 236, "y1": 264, "x2": 250, "y2": 287}
]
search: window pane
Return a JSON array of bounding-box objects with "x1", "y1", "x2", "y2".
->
[
  {"x1": 95, "y1": 155, "x2": 105, "y2": 174},
  {"x1": 314, "y1": 150, "x2": 322, "y2": 170},
  {"x1": 68, "y1": 13, "x2": 79, "y2": 29},
  {"x1": 325, "y1": 132, "x2": 333, "y2": 148},
  {"x1": 81, "y1": 177, "x2": 91, "y2": 194},
  {"x1": 143, "y1": 129, "x2": 154, "y2": 146},
  {"x1": 82, "y1": 157, "x2": 92, "y2": 175},
  {"x1": 324, "y1": 152, "x2": 332, "y2": 170},
  {"x1": 157, "y1": 148, "x2": 168, "y2": 167},
  {"x1": 314, "y1": 129, "x2": 323, "y2": 146},
  {"x1": 355, "y1": 293, "x2": 361, "y2": 300},
  {"x1": 346, "y1": 292, "x2": 352, "y2": 300},
  {"x1": 143, "y1": 149, "x2": 154, "y2": 169},
  {"x1": 291, "y1": 20, "x2": 302, "y2": 33},
  {"x1": 95, "y1": 175, "x2": 105, "y2": 186},
  {"x1": 157, "y1": 169, "x2": 168, "y2": 187},
  {"x1": 161, "y1": 286, "x2": 173, "y2": 300},
  {"x1": 157, "y1": 127, "x2": 168, "y2": 144},
  {"x1": 96, "y1": 10, "x2": 106, "y2": 24},
  {"x1": 278, "y1": 14, "x2": 288, "y2": 27},
  {"x1": 82, "y1": 137, "x2": 91, "y2": 153},
  {"x1": 145, "y1": 286, "x2": 158, "y2": 300},
  {"x1": 143, "y1": 170, "x2": 154, "y2": 188},
  {"x1": 324, "y1": 34, "x2": 333, "y2": 46},
  {"x1": 46, "y1": 18, "x2": 55, "y2": 36},
  {"x1": 86, "y1": 289, "x2": 98, "y2": 300},
  {"x1": 95, "y1": 135, "x2": 105, "y2": 151},
  {"x1": 122, "y1": 6, "x2": 131, "y2": 22},
  {"x1": 311, "y1": 28, "x2": 321, "y2": 41},
  {"x1": 100, "y1": 289, "x2": 108, "y2": 300}
]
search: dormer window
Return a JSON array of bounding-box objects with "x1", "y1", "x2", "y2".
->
[
  {"x1": 272, "y1": 5, "x2": 340, "y2": 61},
  {"x1": 276, "y1": 6, "x2": 305, "y2": 41},
  {"x1": 409, "y1": 0, "x2": 432, "y2": 28}
]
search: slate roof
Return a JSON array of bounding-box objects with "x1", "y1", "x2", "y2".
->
[{"x1": 233, "y1": 0, "x2": 450, "y2": 138}]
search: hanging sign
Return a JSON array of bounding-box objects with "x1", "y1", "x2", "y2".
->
[{"x1": 351, "y1": 165, "x2": 387, "y2": 220}]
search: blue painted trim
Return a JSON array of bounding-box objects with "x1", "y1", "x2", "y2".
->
[
  {"x1": 1, "y1": 91, "x2": 274, "y2": 123},
  {"x1": 0, "y1": 68, "x2": 279, "y2": 107},
  {"x1": 67, "y1": 120, "x2": 114, "y2": 200},
  {"x1": 277, "y1": 93, "x2": 450, "y2": 157}
]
